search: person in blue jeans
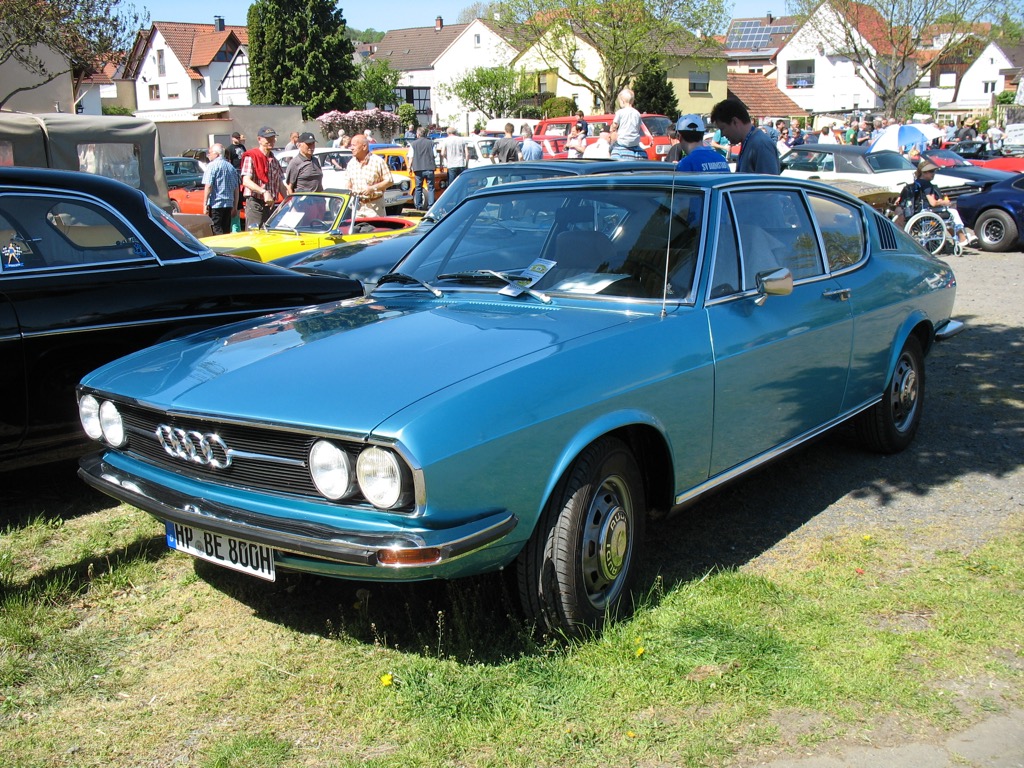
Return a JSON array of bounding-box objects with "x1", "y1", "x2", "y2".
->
[{"x1": 408, "y1": 127, "x2": 436, "y2": 211}]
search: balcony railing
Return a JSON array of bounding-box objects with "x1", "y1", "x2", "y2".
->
[{"x1": 786, "y1": 73, "x2": 815, "y2": 88}]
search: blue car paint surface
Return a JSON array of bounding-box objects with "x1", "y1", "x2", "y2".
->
[{"x1": 77, "y1": 172, "x2": 960, "y2": 633}]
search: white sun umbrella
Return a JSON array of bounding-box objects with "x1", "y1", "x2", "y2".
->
[{"x1": 868, "y1": 123, "x2": 944, "y2": 153}]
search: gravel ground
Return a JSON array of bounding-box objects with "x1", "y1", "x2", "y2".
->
[{"x1": 720, "y1": 247, "x2": 1024, "y2": 767}]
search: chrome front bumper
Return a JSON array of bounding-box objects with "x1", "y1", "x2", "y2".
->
[{"x1": 79, "y1": 453, "x2": 518, "y2": 568}]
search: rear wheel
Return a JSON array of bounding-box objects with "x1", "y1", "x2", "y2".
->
[
  {"x1": 517, "y1": 437, "x2": 645, "y2": 639},
  {"x1": 975, "y1": 209, "x2": 1018, "y2": 252},
  {"x1": 905, "y1": 211, "x2": 947, "y2": 255},
  {"x1": 856, "y1": 335, "x2": 925, "y2": 454}
]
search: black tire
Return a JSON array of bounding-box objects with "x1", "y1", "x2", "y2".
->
[
  {"x1": 517, "y1": 436, "x2": 645, "y2": 639},
  {"x1": 975, "y1": 209, "x2": 1018, "y2": 252},
  {"x1": 856, "y1": 335, "x2": 925, "y2": 454}
]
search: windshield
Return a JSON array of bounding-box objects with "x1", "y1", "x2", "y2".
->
[
  {"x1": 395, "y1": 186, "x2": 704, "y2": 302},
  {"x1": 264, "y1": 194, "x2": 350, "y2": 232},
  {"x1": 148, "y1": 201, "x2": 214, "y2": 256},
  {"x1": 866, "y1": 152, "x2": 916, "y2": 172},
  {"x1": 927, "y1": 151, "x2": 971, "y2": 167},
  {"x1": 642, "y1": 116, "x2": 674, "y2": 138}
]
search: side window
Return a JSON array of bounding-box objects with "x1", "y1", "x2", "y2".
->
[
  {"x1": 731, "y1": 190, "x2": 824, "y2": 289},
  {"x1": 809, "y1": 194, "x2": 865, "y2": 270},
  {"x1": 710, "y1": 202, "x2": 740, "y2": 298},
  {"x1": 0, "y1": 196, "x2": 151, "y2": 270}
]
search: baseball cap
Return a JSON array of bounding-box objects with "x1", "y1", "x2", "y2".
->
[
  {"x1": 676, "y1": 114, "x2": 706, "y2": 132},
  {"x1": 231, "y1": 131, "x2": 241, "y2": 139},
  {"x1": 917, "y1": 159, "x2": 940, "y2": 173},
  {"x1": 298, "y1": 131, "x2": 316, "y2": 144},
  {"x1": 257, "y1": 126, "x2": 277, "y2": 139}
]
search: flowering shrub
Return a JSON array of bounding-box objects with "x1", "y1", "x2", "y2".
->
[{"x1": 316, "y1": 108, "x2": 401, "y2": 140}]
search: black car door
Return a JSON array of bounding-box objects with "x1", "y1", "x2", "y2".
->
[{"x1": 0, "y1": 288, "x2": 25, "y2": 458}]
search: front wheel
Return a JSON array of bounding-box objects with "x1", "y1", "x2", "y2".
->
[
  {"x1": 905, "y1": 211, "x2": 947, "y2": 255},
  {"x1": 517, "y1": 436, "x2": 646, "y2": 639},
  {"x1": 856, "y1": 335, "x2": 925, "y2": 453}
]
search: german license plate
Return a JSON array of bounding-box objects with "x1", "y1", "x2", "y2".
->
[{"x1": 166, "y1": 521, "x2": 276, "y2": 581}]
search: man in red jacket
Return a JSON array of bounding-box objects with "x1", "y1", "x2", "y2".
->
[{"x1": 240, "y1": 126, "x2": 284, "y2": 229}]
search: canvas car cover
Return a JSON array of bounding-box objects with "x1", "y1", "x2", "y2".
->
[{"x1": 0, "y1": 112, "x2": 171, "y2": 210}]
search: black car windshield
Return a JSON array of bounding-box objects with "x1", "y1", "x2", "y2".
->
[
  {"x1": 395, "y1": 186, "x2": 704, "y2": 301},
  {"x1": 642, "y1": 116, "x2": 674, "y2": 138},
  {"x1": 428, "y1": 167, "x2": 576, "y2": 220},
  {"x1": 148, "y1": 201, "x2": 214, "y2": 256}
]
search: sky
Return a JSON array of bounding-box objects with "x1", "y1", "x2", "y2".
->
[{"x1": 138, "y1": 0, "x2": 778, "y2": 36}]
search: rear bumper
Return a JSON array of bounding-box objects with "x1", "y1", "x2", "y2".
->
[{"x1": 935, "y1": 318, "x2": 966, "y2": 341}]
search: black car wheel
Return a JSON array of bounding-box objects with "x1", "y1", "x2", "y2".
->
[
  {"x1": 518, "y1": 436, "x2": 645, "y2": 639},
  {"x1": 975, "y1": 209, "x2": 1019, "y2": 252},
  {"x1": 856, "y1": 335, "x2": 925, "y2": 454}
]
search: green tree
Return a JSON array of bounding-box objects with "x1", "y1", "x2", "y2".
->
[
  {"x1": 438, "y1": 65, "x2": 535, "y2": 119},
  {"x1": 0, "y1": 0, "x2": 146, "y2": 109},
  {"x1": 499, "y1": 0, "x2": 726, "y2": 111},
  {"x1": 397, "y1": 103, "x2": 418, "y2": 130},
  {"x1": 457, "y1": 1, "x2": 500, "y2": 22},
  {"x1": 247, "y1": 0, "x2": 356, "y2": 120},
  {"x1": 350, "y1": 59, "x2": 401, "y2": 109},
  {"x1": 786, "y1": 0, "x2": 1005, "y2": 118},
  {"x1": 632, "y1": 65, "x2": 678, "y2": 117},
  {"x1": 542, "y1": 95, "x2": 576, "y2": 116},
  {"x1": 899, "y1": 95, "x2": 934, "y2": 122}
]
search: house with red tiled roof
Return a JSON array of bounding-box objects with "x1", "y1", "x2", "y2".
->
[
  {"x1": 726, "y1": 73, "x2": 808, "y2": 120},
  {"x1": 372, "y1": 16, "x2": 519, "y2": 132},
  {"x1": 122, "y1": 16, "x2": 249, "y2": 117}
]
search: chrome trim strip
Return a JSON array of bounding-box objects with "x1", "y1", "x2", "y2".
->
[
  {"x1": 21, "y1": 306, "x2": 297, "y2": 341},
  {"x1": 673, "y1": 396, "x2": 881, "y2": 506},
  {"x1": 78, "y1": 453, "x2": 516, "y2": 568}
]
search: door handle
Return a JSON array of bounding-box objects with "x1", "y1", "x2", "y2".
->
[{"x1": 822, "y1": 288, "x2": 851, "y2": 301}]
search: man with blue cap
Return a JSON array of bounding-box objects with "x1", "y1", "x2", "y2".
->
[{"x1": 673, "y1": 115, "x2": 731, "y2": 173}]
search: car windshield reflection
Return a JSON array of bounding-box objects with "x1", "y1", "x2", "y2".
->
[
  {"x1": 391, "y1": 187, "x2": 704, "y2": 301},
  {"x1": 265, "y1": 194, "x2": 351, "y2": 233}
]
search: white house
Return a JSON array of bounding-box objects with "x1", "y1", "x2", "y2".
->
[
  {"x1": 772, "y1": 4, "x2": 884, "y2": 115},
  {"x1": 513, "y1": 29, "x2": 605, "y2": 114},
  {"x1": 123, "y1": 17, "x2": 248, "y2": 118},
  {"x1": 373, "y1": 17, "x2": 519, "y2": 132}
]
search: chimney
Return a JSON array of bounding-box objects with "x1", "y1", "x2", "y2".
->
[
  {"x1": 766, "y1": 12, "x2": 773, "y2": 24},
  {"x1": 435, "y1": 16, "x2": 443, "y2": 31},
  {"x1": 214, "y1": 15, "x2": 225, "y2": 32}
]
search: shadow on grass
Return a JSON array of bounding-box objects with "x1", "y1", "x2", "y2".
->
[{"x1": 1, "y1": 456, "x2": 115, "y2": 528}]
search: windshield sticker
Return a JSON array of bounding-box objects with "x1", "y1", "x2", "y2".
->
[
  {"x1": 500, "y1": 258, "x2": 556, "y2": 297},
  {"x1": 3, "y1": 241, "x2": 23, "y2": 268},
  {"x1": 278, "y1": 210, "x2": 305, "y2": 229}
]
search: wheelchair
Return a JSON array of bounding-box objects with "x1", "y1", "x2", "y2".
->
[{"x1": 891, "y1": 185, "x2": 963, "y2": 257}]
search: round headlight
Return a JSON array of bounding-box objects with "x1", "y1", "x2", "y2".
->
[
  {"x1": 99, "y1": 400, "x2": 125, "y2": 446},
  {"x1": 309, "y1": 440, "x2": 353, "y2": 500},
  {"x1": 356, "y1": 446, "x2": 403, "y2": 509},
  {"x1": 79, "y1": 395, "x2": 102, "y2": 440}
]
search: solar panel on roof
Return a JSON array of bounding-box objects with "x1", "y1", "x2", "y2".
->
[{"x1": 725, "y1": 20, "x2": 794, "y2": 49}]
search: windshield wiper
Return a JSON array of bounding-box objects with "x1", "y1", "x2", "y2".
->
[
  {"x1": 374, "y1": 272, "x2": 443, "y2": 297},
  {"x1": 436, "y1": 270, "x2": 551, "y2": 304}
]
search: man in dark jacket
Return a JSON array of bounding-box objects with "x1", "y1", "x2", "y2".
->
[{"x1": 408, "y1": 127, "x2": 436, "y2": 211}]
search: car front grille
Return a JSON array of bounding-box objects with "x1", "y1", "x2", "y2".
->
[
  {"x1": 117, "y1": 402, "x2": 360, "y2": 500},
  {"x1": 942, "y1": 184, "x2": 976, "y2": 200}
]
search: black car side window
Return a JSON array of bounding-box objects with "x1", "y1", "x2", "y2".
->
[{"x1": 0, "y1": 196, "x2": 152, "y2": 270}]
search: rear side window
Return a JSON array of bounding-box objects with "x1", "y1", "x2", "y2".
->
[
  {"x1": 0, "y1": 195, "x2": 152, "y2": 272},
  {"x1": 808, "y1": 194, "x2": 865, "y2": 270}
]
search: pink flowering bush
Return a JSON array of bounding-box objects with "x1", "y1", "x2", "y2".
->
[{"x1": 316, "y1": 109, "x2": 401, "y2": 140}]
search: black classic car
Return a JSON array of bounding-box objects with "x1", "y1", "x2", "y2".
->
[{"x1": 0, "y1": 166, "x2": 362, "y2": 471}]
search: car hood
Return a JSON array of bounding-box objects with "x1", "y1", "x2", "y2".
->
[
  {"x1": 204, "y1": 230, "x2": 321, "y2": 257},
  {"x1": 933, "y1": 165, "x2": 1013, "y2": 183},
  {"x1": 83, "y1": 295, "x2": 641, "y2": 435}
]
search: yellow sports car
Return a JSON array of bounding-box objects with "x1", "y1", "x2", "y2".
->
[{"x1": 202, "y1": 191, "x2": 419, "y2": 263}]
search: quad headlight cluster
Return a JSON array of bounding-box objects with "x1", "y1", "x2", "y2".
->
[
  {"x1": 309, "y1": 440, "x2": 410, "y2": 510},
  {"x1": 79, "y1": 394, "x2": 126, "y2": 447}
]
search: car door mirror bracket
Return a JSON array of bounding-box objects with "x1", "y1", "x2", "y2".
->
[{"x1": 755, "y1": 268, "x2": 793, "y2": 305}]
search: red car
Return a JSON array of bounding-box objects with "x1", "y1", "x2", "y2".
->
[
  {"x1": 946, "y1": 141, "x2": 1024, "y2": 173},
  {"x1": 534, "y1": 113, "x2": 675, "y2": 160}
]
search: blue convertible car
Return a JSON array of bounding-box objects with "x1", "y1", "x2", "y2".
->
[{"x1": 77, "y1": 173, "x2": 963, "y2": 638}]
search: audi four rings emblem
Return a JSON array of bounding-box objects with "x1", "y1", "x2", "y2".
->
[{"x1": 156, "y1": 425, "x2": 232, "y2": 469}]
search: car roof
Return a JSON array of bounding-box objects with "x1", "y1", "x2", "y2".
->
[
  {"x1": 793, "y1": 144, "x2": 869, "y2": 156},
  {"x1": 0, "y1": 165, "x2": 150, "y2": 207}
]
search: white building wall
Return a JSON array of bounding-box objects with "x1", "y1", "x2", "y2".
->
[
  {"x1": 515, "y1": 34, "x2": 603, "y2": 114},
  {"x1": 774, "y1": 7, "x2": 881, "y2": 113},
  {"x1": 134, "y1": 30, "x2": 197, "y2": 111},
  {"x1": 956, "y1": 42, "x2": 1010, "y2": 109},
  {"x1": 430, "y1": 21, "x2": 519, "y2": 132}
]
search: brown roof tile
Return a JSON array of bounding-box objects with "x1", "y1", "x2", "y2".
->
[
  {"x1": 153, "y1": 21, "x2": 247, "y2": 81},
  {"x1": 726, "y1": 73, "x2": 808, "y2": 117},
  {"x1": 373, "y1": 23, "x2": 472, "y2": 70}
]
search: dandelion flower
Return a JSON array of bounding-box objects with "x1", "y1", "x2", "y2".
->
[
  {"x1": 635, "y1": 646, "x2": 645, "y2": 658},
  {"x1": 380, "y1": 673, "x2": 393, "y2": 687}
]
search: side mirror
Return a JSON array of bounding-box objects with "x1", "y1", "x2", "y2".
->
[{"x1": 754, "y1": 267, "x2": 793, "y2": 306}]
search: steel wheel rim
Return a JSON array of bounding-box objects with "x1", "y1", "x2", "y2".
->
[
  {"x1": 981, "y1": 218, "x2": 1004, "y2": 245},
  {"x1": 580, "y1": 474, "x2": 634, "y2": 610},
  {"x1": 889, "y1": 351, "x2": 919, "y2": 433},
  {"x1": 912, "y1": 219, "x2": 945, "y2": 254}
]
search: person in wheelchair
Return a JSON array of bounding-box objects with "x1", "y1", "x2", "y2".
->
[{"x1": 899, "y1": 160, "x2": 975, "y2": 247}]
